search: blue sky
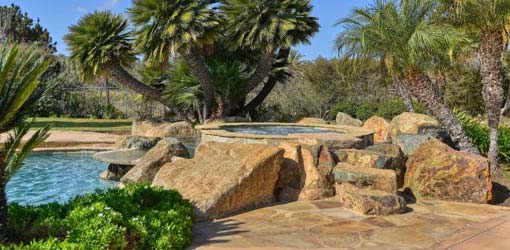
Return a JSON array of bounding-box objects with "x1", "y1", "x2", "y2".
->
[{"x1": 4, "y1": 0, "x2": 371, "y2": 59}]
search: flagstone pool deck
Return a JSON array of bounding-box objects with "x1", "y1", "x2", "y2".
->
[
  {"x1": 192, "y1": 199, "x2": 510, "y2": 250},
  {"x1": 0, "y1": 130, "x2": 120, "y2": 151}
]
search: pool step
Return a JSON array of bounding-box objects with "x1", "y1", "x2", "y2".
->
[{"x1": 334, "y1": 163, "x2": 407, "y2": 216}]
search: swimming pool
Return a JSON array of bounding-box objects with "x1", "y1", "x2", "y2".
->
[{"x1": 6, "y1": 153, "x2": 117, "y2": 205}]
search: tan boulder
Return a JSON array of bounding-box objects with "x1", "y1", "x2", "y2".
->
[
  {"x1": 132, "y1": 120, "x2": 195, "y2": 138},
  {"x1": 298, "y1": 144, "x2": 336, "y2": 201},
  {"x1": 362, "y1": 116, "x2": 391, "y2": 143},
  {"x1": 297, "y1": 117, "x2": 328, "y2": 125},
  {"x1": 390, "y1": 112, "x2": 440, "y2": 142},
  {"x1": 152, "y1": 142, "x2": 284, "y2": 220},
  {"x1": 339, "y1": 185, "x2": 407, "y2": 216},
  {"x1": 275, "y1": 142, "x2": 337, "y2": 202},
  {"x1": 120, "y1": 137, "x2": 189, "y2": 185},
  {"x1": 336, "y1": 112, "x2": 363, "y2": 127},
  {"x1": 404, "y1": 139, "x2": 493, "y2": 204}
]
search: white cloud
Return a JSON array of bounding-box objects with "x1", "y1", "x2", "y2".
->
[
  {"x1": 101, "y1": 0, "x2": 119, "y2": 9},
  {"x1": 75, "y1": 6, "x2": 89, "y2": 14}
]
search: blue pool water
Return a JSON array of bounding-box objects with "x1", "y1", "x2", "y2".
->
[
  {"x1": 224, "y1": 125, "x2": 340, "y2": 135},
  {"x1": 6, "y1": 154, "x2": 117, "y2": 205}
]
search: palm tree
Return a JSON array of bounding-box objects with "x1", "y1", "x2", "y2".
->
[
  {"x1": 222, "y1": 0, "x2": 319, "y2": 116},
  {"x1": 439, "y1": 0, "x2": 510, "y2": 171},
  {"x1": 65, "y1": 11, "x2": 162, "y2": 102},
  {"x1": 336, "y1": 0, "x2": 479, "y2": 154},
  {"x1": 221, "y1": 0, "x2": 319, "y2": 94},
  {"x1": 129, "y1": 0, "x2": 220, "y2": 118},
  {"x1": 0, "y1": 45, "x2": 51, "y2": 241}
]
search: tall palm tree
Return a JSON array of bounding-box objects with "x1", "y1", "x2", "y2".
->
[
  {"x1": 65, "y1": 11, "x2": 162, "y2": 102},
  {"x1": 129, "y1": 0, "x2": 220, "y2": 118},
  {"x1": 221, "y1": 0, "x2": 319, "y2": 95},
  {"x1": 0, "y1": 45, "x2": 51, "y2": 241},
  {"x1": 439, "y1": 0, "x2": 510, "y2": 171},
  {"x1": 336, "y1": 0, "x2": 479, "y2": 154},
  {"x1": 222, "y1": 0, "x2": 319, "y2": 116}
]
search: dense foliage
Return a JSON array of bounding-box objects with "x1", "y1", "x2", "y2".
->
[
  {"x1": 457, "y1": 111, "x2": 510, "y2": 163},
  {"x1": 1, "y1": 184, "x2": 194, "y2": 250},
  {"x1": 0, "y1": 45, "x2": 52, "y2": 240}
]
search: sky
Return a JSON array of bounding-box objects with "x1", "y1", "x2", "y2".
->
[{"x1": 3, "y1": 0, "x2": 372, "y2": 60}]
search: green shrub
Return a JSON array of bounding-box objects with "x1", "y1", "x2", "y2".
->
[
  {"x1": 330, "y1": 98, "x2": 427, "y2": 121},
  {"x1": 2, "y1": 184, "x2": 193, "y2": 250},
  {"x1": 456, "y1": 111, "x2": 510, "y2": 163}
]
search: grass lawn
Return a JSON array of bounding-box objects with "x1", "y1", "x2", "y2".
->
[{"x1": 30, "y1": 117, "x2": 132, "y2": 133}]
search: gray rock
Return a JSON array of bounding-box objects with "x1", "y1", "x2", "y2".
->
[{"x1": 116, "y1": 136, "x2": 160, "y2": 151}]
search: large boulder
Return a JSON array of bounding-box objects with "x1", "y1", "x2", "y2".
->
[
  {"x1": 132, "y1": 120, "x2": 195, "y2": 138},
  {"x1": 390, "y1": 112, "x2": 440, "y2": 140},
  {"x1": 404, "y1": 139, "x2": 493, "y2": 204},
  {"x1": 390, "y1": 112, "x2": 447, "y2": 156},
  {"x1": 336, "y1": 112, "x2": 363, "y2": 127},
  {"x1": 275, "y1": 142, "x2": 336, "y2": 202},
  {"x1": 120, "y1": 137, "x2": 189, "y2": 185},
  {"x1": 362, "y1": 116, "x2": 391, "y2": 143},
  {"x1": 297, "y1": 117, "x2": 328, "y2": 125},
  {"x1": 298, "y1": 144, "x2": 336, "y2": 201},
  {"x1": 115, "y1": 136, "x2": 160, "y2": 150},
  {"x1": 152, "y1": 142, "x2": 284, "y2": 220}
]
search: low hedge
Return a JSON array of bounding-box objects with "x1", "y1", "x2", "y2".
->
[{"x1": 1, "y1": 184, "x2": 194, "y2": 250}]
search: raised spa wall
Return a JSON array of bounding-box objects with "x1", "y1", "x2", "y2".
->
[{"x1": 196, "y1": 123, "x2": 375, "y2": 151}]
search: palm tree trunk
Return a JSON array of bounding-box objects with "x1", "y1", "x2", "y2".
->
[
  {"x1": 434, "y1": 72, "x2": 447, "y2": 100},
  {"x1": 183, "y1": 49, "x2": 216, "y2": 119},
  {"x1": 237, "y1": 48, "x2": 291, "y2": 115},
  {"x1": 244, "y1": 51, "x2": 274, "y2": 94},
  {"x1": 479, "y1": 32, "x2": 505, "y2": 171},
  {"x1": 392, "y1": 76, "x2": 415, "y2": 112},
  {"x1": 403, "y1": 70, "x2": 480, "y2": 155},
  {"x1": 104, "y1": 64, "x2": 162, "y2": 102},
  {"x1": 105, "y1": 77, "x2": 111, "y2": 107},
  {"x1": 502, "y1": 85, "x2": 510, "y2": 115},
  {"x1": 0, "y1": 153, "x2": 7, "y2": 243}
]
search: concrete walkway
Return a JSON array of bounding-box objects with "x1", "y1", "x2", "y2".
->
[
  {"x1": 0, "y1": 130, "x2": 120, "y2": 149},
  {"x1": 192, "y1": 199, "x2": 510, "y2": 250}
]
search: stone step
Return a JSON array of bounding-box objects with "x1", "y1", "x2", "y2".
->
[
  {"x1": 333, "y1": 163, "x2": 398, "y2": 194},
  {"x1": 340, "y1": 185, "x2": 407, "y2": 216},
  {"x1": 333, "y1": 147, "x2": 406, "y2": 188}
]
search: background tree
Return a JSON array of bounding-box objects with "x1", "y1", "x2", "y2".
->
[
  {"x1": 439, "y1": 0, "x2": 510, "y2": 172},
  {"x1": 336, "y1": 0, "x2": 479, "y2": 154},
  {"x1": 0, "y1": 45, "x2": 51, "y2": 241},
  {"x1": 65, "y1": 11, "x2": 162, "y2": 102},
  {"x1": 0, "y1": 4, "x2": 56, "y2": 53}
]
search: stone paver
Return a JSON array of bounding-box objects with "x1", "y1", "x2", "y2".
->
[{"x1": 192, "y1": 199, "x2": 510, "y2": 250}]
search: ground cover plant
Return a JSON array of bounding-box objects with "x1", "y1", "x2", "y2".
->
[{"x1": 1, "y1": 184, "x2": 194, "y2": 250}]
